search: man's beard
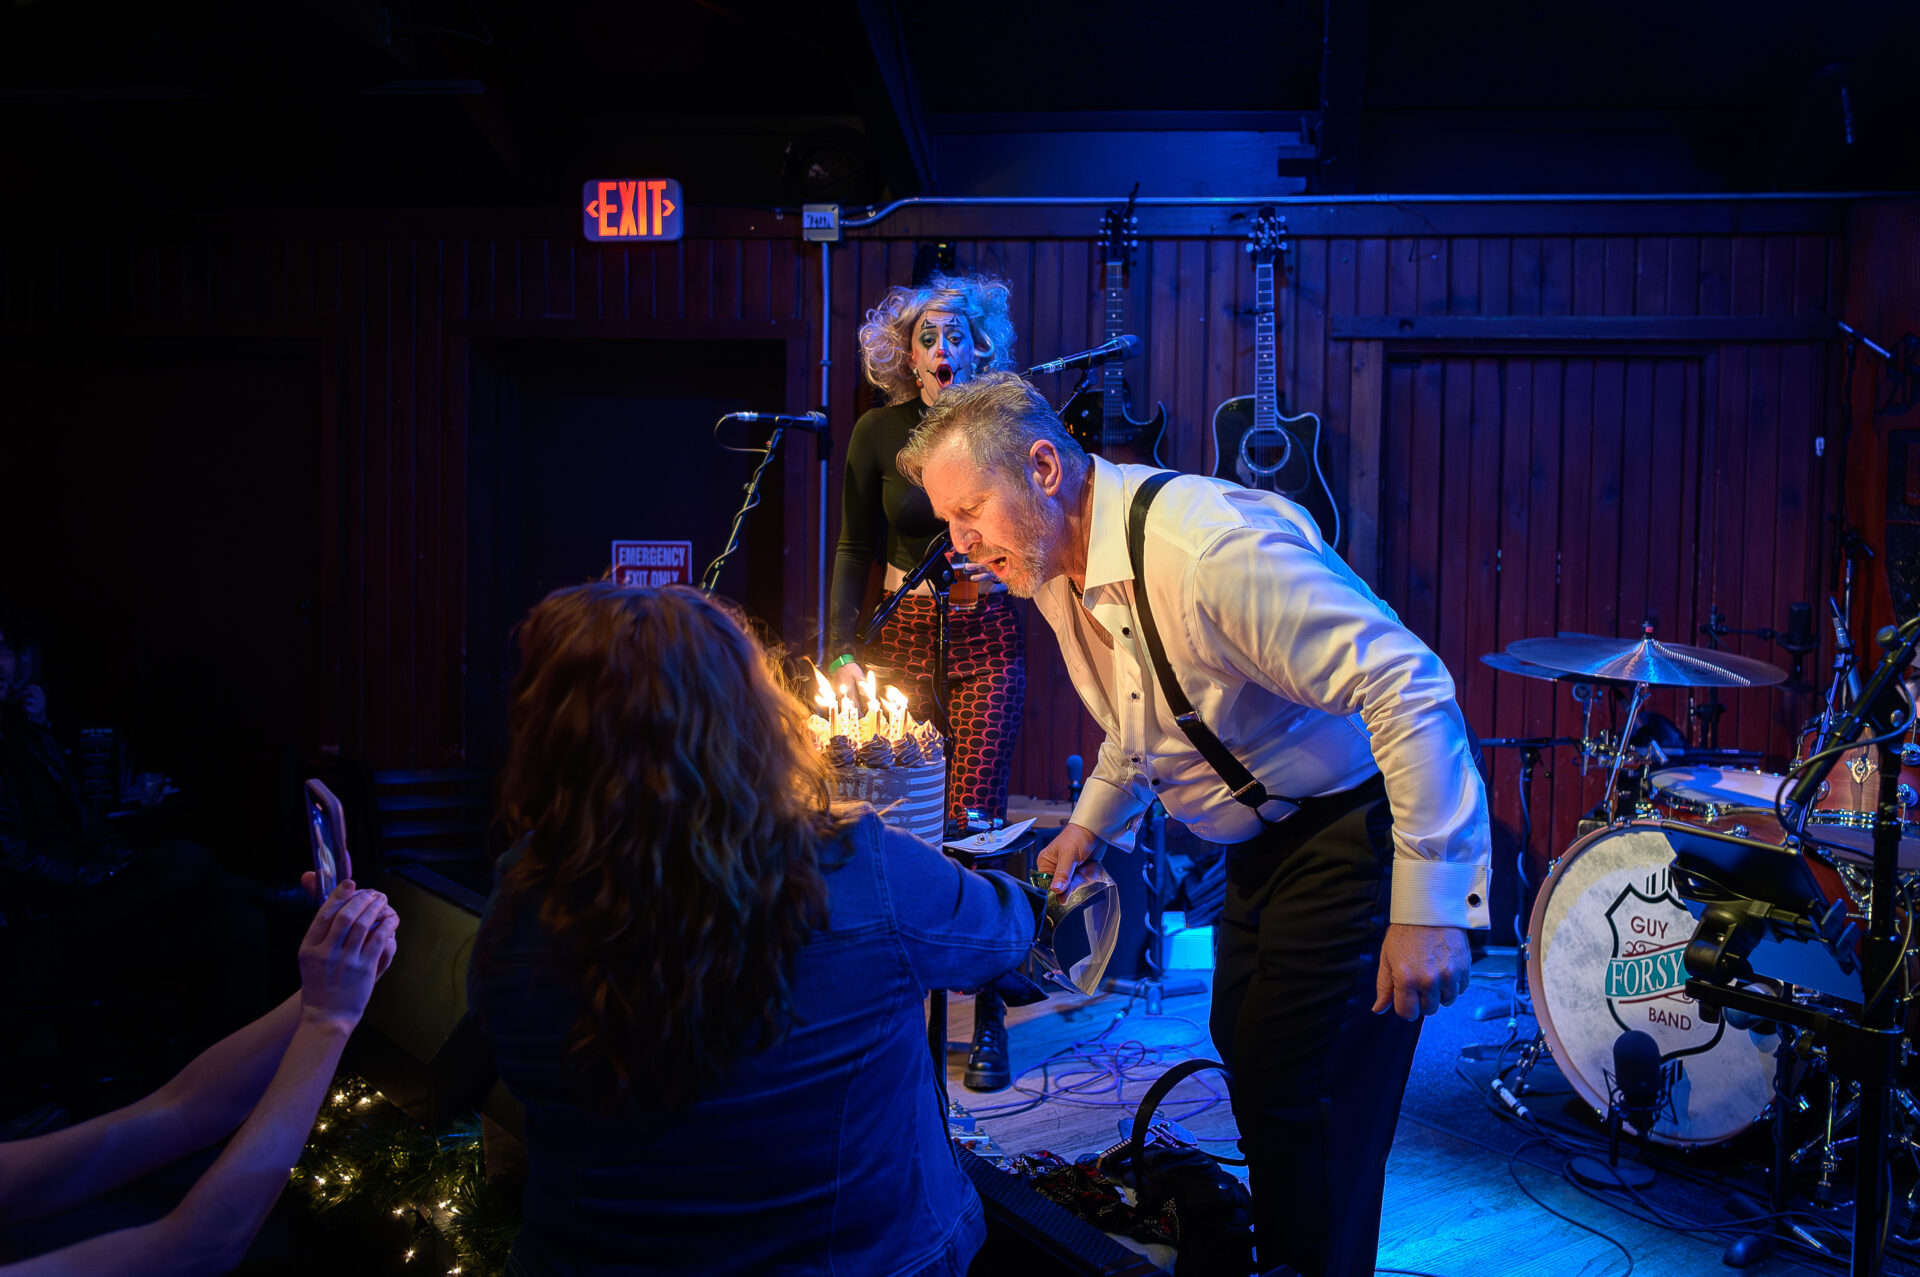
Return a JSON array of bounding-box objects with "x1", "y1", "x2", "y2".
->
[{"x1": 981, "y1": 482, "x2": 1059, "y2": 600}]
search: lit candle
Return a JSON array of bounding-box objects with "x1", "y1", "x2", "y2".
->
[
  {"x1": 883, "y1": 685, "x2": 909, "y2": 742},
  {"x1": 860, "y1": 671, "x2": 880, "y2": 742}
]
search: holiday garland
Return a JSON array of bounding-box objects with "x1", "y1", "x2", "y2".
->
[{"x1": 292, "y1": 1074, "x2": 520, "y2": 1275}]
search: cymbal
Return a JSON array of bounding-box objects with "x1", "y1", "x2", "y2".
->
[
  {"x1": 1506, "y1": 634, "x2": 1788, "y2": 689},
  {"x1": 1479, "y1": 651, "x2": 1630, "y2": 686}
]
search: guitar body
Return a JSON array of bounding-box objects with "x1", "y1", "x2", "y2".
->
[
  {"x1": 1210, "y1": 395, "x2": 1340, "y2": 547},
  {"x1": 1062, "y1": 383, "x2": 1168, "y2": 467}
]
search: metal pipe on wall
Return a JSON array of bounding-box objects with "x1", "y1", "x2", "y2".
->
[
  {"x1": 817, "y1": 241, "x2": 832, "y2": 666},
  {"x1": 838, "y1": 189, "x2": 1875, "y2": 230}
]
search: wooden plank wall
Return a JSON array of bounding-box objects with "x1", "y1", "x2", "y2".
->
[
  {"x1": 0, "y1": 199, "x2": 1860, "y2": 913},
  {"x1": 1841, "y1": 198, "x2": 1920, "y2": 643}
]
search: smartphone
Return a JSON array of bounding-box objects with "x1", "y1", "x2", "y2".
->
[{"x1": 305, "y1": 778, "x2": 348, "y2": 898}]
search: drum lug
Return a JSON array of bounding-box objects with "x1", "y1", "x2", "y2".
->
[{"x1": 1900, "y1": 784, "x2": 1917, "y2": 809}]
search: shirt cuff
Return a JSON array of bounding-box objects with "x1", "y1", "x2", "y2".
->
[
  {"x1": 1068, "y1": 778, "x2": 1144, "y2": 854},
  {"x1": 1390, "y1": 857, "x2": 1491, "y2": 929}
]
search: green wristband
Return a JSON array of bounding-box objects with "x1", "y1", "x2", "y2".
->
[{"x1": 825, "y1": 653, "x2": 856, "y2": 674}]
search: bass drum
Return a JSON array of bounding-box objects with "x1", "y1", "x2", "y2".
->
[{"x1": 1528, "y1": 820, "x2": 1781, "y2": 1147}]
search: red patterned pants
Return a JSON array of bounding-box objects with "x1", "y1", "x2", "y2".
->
[{"x1": 862, "y1": 592, "x2": 1025, "y2": 828}]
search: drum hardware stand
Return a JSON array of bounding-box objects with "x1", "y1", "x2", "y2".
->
[
  {"x1": 1685, "y1": 613, "x2": 1920, "y2": 1277},
  {"x1": 1470, "y1": 737, "x2": 1569, "y2": 1028},
  {"x1": 1604, "y1": 677, "x2": 1653, "y2": 820}
]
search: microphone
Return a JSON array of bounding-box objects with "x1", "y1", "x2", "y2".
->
[
  {"x1": 1613, "y1": 1029, "x2": 1665, "y2": 1137},
  {"x1": 1025, "y1": 334, "x2": 1142, "y2": 377},
  {"x1": 856, "y1": 530, "x2": 953, "y2": 646},
  {"x1": 1066, "y1": 754, "x2": 1084, "y2": 804},
  {"x1": 1780, "y1": 602, "x2": 1817, "y2": 684},
  {"x1": 1830, "y1": 598, "x2": 1864, "y2": 706},
  {"x1": 724, "y1": 411, "x2": 828, "y2": 432}
]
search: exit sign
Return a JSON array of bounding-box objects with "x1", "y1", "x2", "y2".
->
[{"x1": 583, "y1": 179, "x2": 683, "y2": 242}]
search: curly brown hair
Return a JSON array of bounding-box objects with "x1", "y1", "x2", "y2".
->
[{"x1": 485, "y1": 582, "x2": 857, "y2": 1112}]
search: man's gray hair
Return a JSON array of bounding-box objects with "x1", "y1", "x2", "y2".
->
[{"x1": 897, "y1": 372, "x2": 1090, "y2": 490}]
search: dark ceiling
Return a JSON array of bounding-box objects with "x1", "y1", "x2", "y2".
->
[{"x1": 2, "y1": 0, "x2": 1914, "y2": 212}]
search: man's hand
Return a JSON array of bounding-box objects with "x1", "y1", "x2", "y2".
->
[
  {"x1": 297, "y1": 883, "x2": 399, "y2": 1029},
  {"x1": 1372, "y1": 923, "x2": 1471, "y2": 1021},
  {"x1": 1036, "y1": 822, "x2": 1101, "y2": 894}
]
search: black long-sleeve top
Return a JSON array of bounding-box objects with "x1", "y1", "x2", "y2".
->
[{"x1": 829, "y1": 399, "x2": 945, "y2": 657}]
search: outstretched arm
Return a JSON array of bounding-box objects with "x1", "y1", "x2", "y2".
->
[
  {"x1": 0, "y1": 994, "x2": 303, "y2": 1225},
  {"x1": 0, "y1": 883, "x2": 398, "y2": 1276}
]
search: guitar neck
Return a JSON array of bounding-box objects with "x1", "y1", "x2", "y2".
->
[
  {"x1": 1254, "y1": 260, "x2": 1276, "y2": 430},
  {"x1": 1101, "y1": 259, "x2": 1125, "y2": 430}
]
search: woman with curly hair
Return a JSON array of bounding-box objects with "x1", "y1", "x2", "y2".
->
[
  {"x1": 467, "y1": 582, "x2": 1034, "y2": 1277},
  {"x1": 828, "y1": 273, "x2": 1028, "y2": 1090}
]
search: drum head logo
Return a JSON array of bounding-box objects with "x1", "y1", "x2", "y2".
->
[{"x1": 1602, "y1": 867, "x2": 1724, "y2": 1054}]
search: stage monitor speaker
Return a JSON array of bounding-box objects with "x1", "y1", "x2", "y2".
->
[
  {"x1": 956, "y1": 1145, "x2": 1164, "y2": 1276},
  {"x1": 362, "y1": 866, "x2": 522, "y2": 1140}
]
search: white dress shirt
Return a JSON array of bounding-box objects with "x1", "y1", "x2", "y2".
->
[{"x1": 1038, "y1": 456, "x2": 1492, "y2": 930}]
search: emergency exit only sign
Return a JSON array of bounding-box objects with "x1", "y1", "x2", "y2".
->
[
  {"x1": 582, "y1": 179, "x2": 683, "y2": 242},
  {"x1": 611, "y1": 540, "x2": 692, "y2": 587}
]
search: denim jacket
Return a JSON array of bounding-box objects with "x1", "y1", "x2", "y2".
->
[{"x1": 467, "y1": 812, "x2": 1035, "y2": 1276}]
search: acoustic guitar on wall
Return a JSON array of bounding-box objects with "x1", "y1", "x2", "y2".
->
[{"x1": 1209, "y1": 206, "x2": 1340, "y2": 548}]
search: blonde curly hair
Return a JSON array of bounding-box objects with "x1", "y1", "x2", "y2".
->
[{"x1": 857, "y1": 273, "x2": 1018, "y2": 405}]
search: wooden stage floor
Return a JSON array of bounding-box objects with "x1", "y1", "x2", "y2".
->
[{"x1": 938, "y1": 952, "x2": 1864, "y2": 1277}]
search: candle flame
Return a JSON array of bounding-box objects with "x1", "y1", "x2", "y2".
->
[
  {"x1": 860, "y1": 670, "x2": 878, "y2": 707},
  {"x1": 883, "y1": 685, "x2": 908, "y2": 713},
  {"x1": 812, "y1": 666, "x2": 837, "y2": 711}
]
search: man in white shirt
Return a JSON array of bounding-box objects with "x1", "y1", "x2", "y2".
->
[{"x1": 900, "y1": 373, "x2": 1491, "y2": 1277}]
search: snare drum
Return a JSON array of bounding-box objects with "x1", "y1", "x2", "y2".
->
[
  {"x1": 1529, "y1": 821, "x2": 1782, "y2": 1146},
  {"x1": 1647, "y1": 766, "x2": 1789, "y2": 842}
]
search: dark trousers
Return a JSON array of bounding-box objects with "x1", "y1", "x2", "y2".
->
[{"x1": 1210, "y1": 774, "x2": 1421, "y2": 1277}]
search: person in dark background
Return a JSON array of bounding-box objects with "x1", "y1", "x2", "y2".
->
[
  {"x1": 0, "y1": 629, "x2": 48, "y2": 729},
  {"x1": 468, "y1": 583, "x2": 1035, "y2": 1277},
  {"x1": 0, "y1": 613, "x2": 271, "y2": 1068},
  {"x1": 827, "y1": 271, "x2": 1028, "y2": 1091}
]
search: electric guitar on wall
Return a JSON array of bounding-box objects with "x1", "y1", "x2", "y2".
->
[
  {"x1": 1210, "y1": 207, "x2": 1341, "y2": 548},
  {"x1": 1060, "y1": 188, "x2": 1167, "y2": 465}
]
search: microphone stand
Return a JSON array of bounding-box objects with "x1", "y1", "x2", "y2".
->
[{"x1": 857, "y1": 531, "x2": 965, "y2": 1092}]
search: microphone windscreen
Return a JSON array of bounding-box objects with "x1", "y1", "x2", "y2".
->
[
  {"x1": 1116, "y1": 334, "x2": 1142, "y2": 358},
  {"x1": 1613, "y1": 1030, "x2": 1663, "y2": 1109},
  {"x1": 1066, "y1": 754, "x2": 1084, "y2": 784}
]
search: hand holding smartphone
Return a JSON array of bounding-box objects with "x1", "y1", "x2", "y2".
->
[{"x1": 304, "y1": 779, "x2": 351, "y2": 899}]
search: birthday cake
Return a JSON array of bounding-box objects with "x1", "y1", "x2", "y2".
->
[{"x1": 810, "y1": 671, "x2": 947, "y2": 846}]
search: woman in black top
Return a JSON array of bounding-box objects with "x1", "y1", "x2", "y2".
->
[{"x1": 828, "y1": 273, "x2": 1027, "y2": 1091}]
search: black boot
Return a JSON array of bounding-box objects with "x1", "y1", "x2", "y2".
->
[{"x1": 963, "y1": 989, "x2": 1010, "y2": 1091}]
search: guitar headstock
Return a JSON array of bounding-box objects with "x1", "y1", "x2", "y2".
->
[
  {"x1": 1098, "y1": 182, "x2": 1142, "y2": 269},
  {"x1": 1244, "y1": 205, "x2": 1289, "y2": 267}
]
